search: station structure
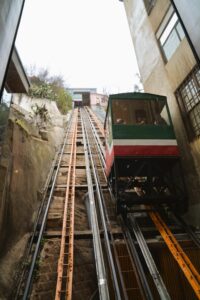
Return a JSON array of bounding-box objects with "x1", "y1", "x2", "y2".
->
[{"x1": 69, "y1": 88, "x2": 108, "y2": 108}]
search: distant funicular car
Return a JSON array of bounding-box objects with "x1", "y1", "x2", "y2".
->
[{"x1": 104, "y1": 93, "x2": 187, "y2": 215}]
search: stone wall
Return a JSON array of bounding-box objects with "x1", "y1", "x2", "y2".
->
[{"x1": 0, "y1": 96, "x2": 67, "y2": 298}]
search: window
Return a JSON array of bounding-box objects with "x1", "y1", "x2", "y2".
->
[
  {"x1": 135, "y1": 109, "x2": 147, "y2": 124},
  {"x1": 144, "y1": 0, "x2": 156, "y2": 15},
  {"x1": 112, "y1": 99, "x2": 170, "y2": 125},
  {"x1": 176, "y1": 66, "x2": 200, "y2": 139},
  {"x1": 156, "y1": 6, "x2": 185, "y2": 62}
]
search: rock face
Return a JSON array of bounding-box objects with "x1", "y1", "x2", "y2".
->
[{"x1": 0, "y1": 95, "x2": 67, "y2": 299}]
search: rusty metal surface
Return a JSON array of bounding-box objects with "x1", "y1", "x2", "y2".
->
[
  {"x1": 115, "y1": 241, "x2": 144, "y2": 299},
  {"x1": 150, "y1": 246, "x2": 200, "y2": 299},
  {"x1": 55, "y1": 110, "x2": 78, "y2": 299},
  {"x1": 29, "y1": 109, "x2": 99, "y2": 299},
  {"x1": 149, "y1": 210, "x2": 200, "y2": 299}
]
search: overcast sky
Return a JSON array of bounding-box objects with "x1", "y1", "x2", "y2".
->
[{"x1": 16, "y1": 0, "x2": 140, "y2": 94}]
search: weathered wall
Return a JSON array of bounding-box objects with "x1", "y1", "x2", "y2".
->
[
  {"x1": 123, "y1": 0, "x2": 200, "y2": 223},
  {"x1": 0, "y1": 97, "x2": 66, "y2": 298},
  {"x1": 12, "y1": 94, "x2": 67, "y2": 145}
]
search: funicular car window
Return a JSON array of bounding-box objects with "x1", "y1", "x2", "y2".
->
[{"x1": 112, "y1": 99, "x2": 170, "y2": 125}]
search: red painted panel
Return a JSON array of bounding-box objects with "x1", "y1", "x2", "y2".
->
[{"x1": 114, "y1": 145, "x2": 180, "y2": 157}]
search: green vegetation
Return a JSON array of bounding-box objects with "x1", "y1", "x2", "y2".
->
[
  {"x1": 31, "y1": 104, "x2": 50, "y2": 123},
  {"x1": 15, "y1": 119, "x2": 30, "y2": 136},
  {"x1": 28, "y1": 68, "x2": 72, "y2": 114}
]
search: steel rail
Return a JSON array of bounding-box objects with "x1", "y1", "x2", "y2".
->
[
  {"x1": 86, "y1": 106, "x2": 200, "y2": 298},
  {"x1": 128, "y1": 215, "x2": 171, "y2": 300},
  {"x1": 83, "y1": 108, "x2": 122, "y2": 299},
  {"x1": 85, "y1": 108, "x2": 106, "y2": 168},
  {"x1": 149, "y1": 210, "x2": 200, "y2": 299},
  {"x1": 124, "y1": 228, "x2": 154, "y2": 300},
  {"x1": 80, "y1": 109, "x2": 110, "y2": 300},
  {"x1": 88, "y1": 116, "x2": 105, "y2": 162},
  {"x1": 86, "y1": 106, "x2": 105, "y2": 137},
  {"x1": 22, "y1": 111, "x2": 74, "y2": 300},
  {"x1": 86, "y1": 106, "x2": 105, "y2": 124},
  {"x1": 171, "y1": 211, "x2": 200, "y2": 248},
  {"x1": 85, "y1": 107, "x2": 152, "y2": 299},
  {"x1": 84, "y1": 109, "x2": 128, "y2": 298},
  {"x1": 55, "y1": 110, "x2": 78, "y2": 299},
  {"x1": 106, "y1": 182, "x2": 153, "y2": 300},
  {"x1": 14, "y1": 147, "x2": 60, "y2": 299},
  {"x1": 84, "y1": 111, "x2": 129, "y2": 299}
]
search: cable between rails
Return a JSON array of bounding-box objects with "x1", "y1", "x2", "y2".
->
[
  {"x1": 82, "y1": 108, "x2": 121, "y2": 300},
  {"x1": 81, "y1": 109, "x2": 110, "y2": 300}
]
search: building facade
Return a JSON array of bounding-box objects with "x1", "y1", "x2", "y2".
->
[
  {"x1": 69, "y1": 88, "x2": 108, "y2": 108},
  {"x1": 90, "y1": 93, "x2": 108, "y2": 108},
  {"x1": 121, "y1": 0, "x2": 200, "y2": 223}
]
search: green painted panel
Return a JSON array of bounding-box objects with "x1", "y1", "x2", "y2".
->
[
  {"x1": 112, "y1": 124, "x2": 176, "y2": 140},
  {"x1": 109, "y1": 92, "x2": 166, "y2": 102}
]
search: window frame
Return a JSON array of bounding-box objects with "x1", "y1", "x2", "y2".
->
[
  {"x1": 175, "y1": 66, "x2": 200, "y2": 140},
  {"x1": 156, "y1": 6, "x2": 185, "y2": 62}
]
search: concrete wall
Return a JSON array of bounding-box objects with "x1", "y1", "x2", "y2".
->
[
  {"x1": 123, "y1": 0, "x2": 200, "y2": 222},
  {"x1": 0, "y1": 0, "x2": 25, "y2": 92}
]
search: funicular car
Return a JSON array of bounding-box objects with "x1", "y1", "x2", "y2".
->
[{"x1": 104, "y1": 92, "x2": 187, "y2": 214}]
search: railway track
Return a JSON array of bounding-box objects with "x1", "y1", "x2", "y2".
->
[
  {"x1": 14, "y1": 106, "x2": 200, "y2": 300},
  {"x1": 85, "y1": 107, "x2": 150, "y2": 299},
  {"x1": 87, "y1": 106, "x2": 200, "y2": 299}
]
